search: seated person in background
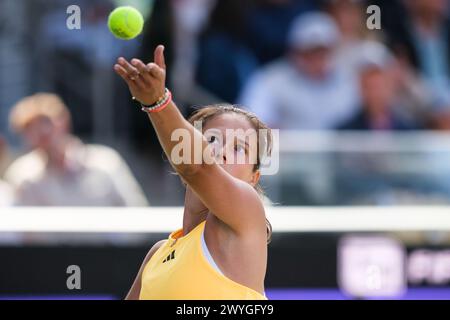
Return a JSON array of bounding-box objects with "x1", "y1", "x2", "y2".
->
[
  {"x1": 325, "y1": 0, "x2": 381, "y2": 71},
  {"x1": 4, "y1": 93, "x2": 149, "y2": 206},
  {"x1": 196, "y1": 0, "x2": 259, "y2": 103},
  {"x1": 338, "y1": 42, "x2": 418, "y2": 131},
  {"x1": 385, "y1": 0, "x2": 449, "y2": 99},
  {"x1": 239, "y1": 12, "x2": 360, "y2": 130},
  {"x1": 246, "y1": 0, "x2": 316, "y2": 64}
]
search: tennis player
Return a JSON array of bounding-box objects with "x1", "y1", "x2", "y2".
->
[{"x1": 115, "y1": 45, "x2": 272, "y2": 300}]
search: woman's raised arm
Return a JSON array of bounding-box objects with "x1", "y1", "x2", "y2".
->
[{"x1": 114, "y1": 45, "x2": 266, "y2": 236}]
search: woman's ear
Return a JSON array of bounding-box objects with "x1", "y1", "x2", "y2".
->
[{"x1": 250, "y1": 169, "x2": 261, "y2": 187}]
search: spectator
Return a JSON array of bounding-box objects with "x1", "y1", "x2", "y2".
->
[
  {"x1": 4, "y1": 93, "x2": 148, "y2": 206},
  {"x1": 324, "y1": 0, "x2": 381, "y2": 71},
  {"x1": 385, "y1": 0, "x2": 450, "y2": 99},
  {"x1": 239, "y1": 12, "x2": 360, "y2": 130},
  {"x1": 246, "y1": 0, "x2": 316, "y2": 64},
  {"x1": 37, "y1": 0, "x2": 137, "y2": 136},
  {"x1": 339, "y1": 41, "x2": 417, "y2": 130},
  {"x1": 171, "y1": 0, "x2": 216, "y2": 103},
  {"x1": 389, "y1": 52, "x2": 436, "y2": 128},
  {"x1": 196, "y1": 0, "x2": 258, "y2": 103}
]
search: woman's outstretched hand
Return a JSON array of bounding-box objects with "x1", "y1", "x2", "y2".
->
[{"x1": 114, "y1": 45, "x2": 166, "y2": 106}]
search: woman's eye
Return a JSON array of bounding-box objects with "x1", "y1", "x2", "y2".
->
[
  {"x1": 235, "y1": 144, "x2": 246, "y2": 153},
  {"x1": 208, "y1": 136, "x2": 216, "y2": 143}
]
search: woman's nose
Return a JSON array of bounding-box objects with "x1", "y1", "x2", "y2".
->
[
  {"x1": 214, "y1": 145, "x2": 227, "y2": 164},
  {"x1": 216, "y1": 145, "x2": 227, "y2": 163}
]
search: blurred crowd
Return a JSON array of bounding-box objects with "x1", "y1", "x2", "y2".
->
[
  {"x1": 0, "y1": 0, "x2": 450, "y2": 208},
  {"x1": 0, "y1": 93, "x2": 148, "y2": 207},
  {"x1": 172, "y1": 0, "x2": 450, "y2": 131}
]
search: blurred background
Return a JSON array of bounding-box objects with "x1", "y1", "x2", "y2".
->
[{"x1": 1, "y1": 0, "x2": 450, "y2": 300}]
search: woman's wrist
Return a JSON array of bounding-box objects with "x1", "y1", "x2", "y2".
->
[
  {"x1": 134, "y1": 88, "x2": 172, "y2": 113},
  {"x1": 153, "y1": 90, "x2": 166, "y2": 104},
  {"x1": 132, "y1": 88, "x2": 165, "y2": 106}
]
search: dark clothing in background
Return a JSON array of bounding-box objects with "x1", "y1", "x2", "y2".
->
[
  {"x1": 246, "y1": 0, "x2": 316, "y2": 64},
  {"x1": 338, "y1": 108, "x2": 418, "y2": 131},
  {"x1": 378, "y1": 0, "x2": 450, "y2": 78},
  {"x1": 196, "y1": 34, "x2": 259, "y2": 103}
]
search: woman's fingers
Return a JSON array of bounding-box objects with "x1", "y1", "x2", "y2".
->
[
  {"x1": 131, "y1": 59, "x2": 153, "y2": 84},
  {"x1": 114, "y1": 47, "x2": 167, "y2": 103},
  {"x1": 118, "y1": 57, "x2": 140, "y2": 79},
  {"x1": 115, "y1": 62, "x2": 146, "y2": 91},
  {"x1": 114, "y1": 64, "x2": 133, "y2": 85},
  {"x1": 154, "y1": 45, "x2": 166, "y2": 70},
  {"x1": 117, "y1": 57, "x2": 147, "y2": 88},
  {"x1": 147, "y1": 62, "x2": 165, "y2": 79}
]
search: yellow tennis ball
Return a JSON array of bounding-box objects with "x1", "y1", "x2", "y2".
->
[{"x1": 108, "y1": 6, "x2": 144, "y2": 40}]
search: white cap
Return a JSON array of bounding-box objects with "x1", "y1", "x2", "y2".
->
[
  {"x1": 288, "y1": 12, "x2": 340, "y2": 51},
  {"x1": 357, "y1": 41, "x2": 395, "y2": 71}
]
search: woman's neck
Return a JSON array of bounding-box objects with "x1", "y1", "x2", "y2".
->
[{"x1": 182, "y1": 187, "x2": 209, "y2": 235}]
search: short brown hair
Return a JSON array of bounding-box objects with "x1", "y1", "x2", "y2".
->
[
  {"x1": 188, "y1": 104, "x2": 273, "y2": 175},
  {"x1": 9, "y1": 93, "x2": 70, "y2": 133}
]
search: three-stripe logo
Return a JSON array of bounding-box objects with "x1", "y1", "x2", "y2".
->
[{"x1": 163, "y1": 250, "x2": 176, "y2": 263}]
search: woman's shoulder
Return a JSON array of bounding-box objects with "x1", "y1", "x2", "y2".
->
[
  {"x1": 144, "y1": 239, "x2": 168, "y2": 264},
  {"x1": 150, "y1": 239, "x2": 168, "y2": 252}
]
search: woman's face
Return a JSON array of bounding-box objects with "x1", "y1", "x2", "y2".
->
[{"x1": 202, "y1": 113, "x2": 261, "y2": 187}]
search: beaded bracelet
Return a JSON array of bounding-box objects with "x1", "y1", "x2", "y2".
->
[{"x1": 133, "y1": 88, "x2": 172, "y2": 113}]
